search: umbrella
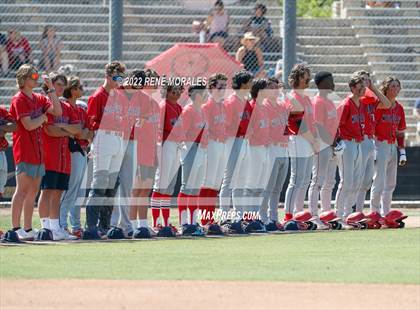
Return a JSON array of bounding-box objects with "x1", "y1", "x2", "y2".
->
[{"x1": 145, "y1": 43, "x2": 243, "y2": 88}]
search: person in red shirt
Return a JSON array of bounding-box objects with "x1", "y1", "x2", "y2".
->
[
  {"x1": 6, "y1": 29, "x2": 32, "y2": 71},
  {"x1": 84, "y1": 61, "x2": 127, "y2": 239},
  {"x1": 150, "y1": 82, "x2": 184, "y2": 237},
  {"x1": 130, "y1": 69, "x2": 161, "y2": 239},
  {"x1": 353, "y1": 70, "x2": 392, "y2": 212},
  {"x1": 37, "y1": 73, "x2": 81, "y2": 241},
  {"x1": 261, "y1": 78, "x2": 289, "y2": 231},
  {"x1": 0, "y1": 106, "x2": 17, "y2": 197},
  {"x1": 60, "y1": 76, "x2": 93, "y2": 239},
  {"x1": 8, "y1": 64, "x2": 63, "y2": 241},
  {"x1": 175, "y1": 84, "x2": 208, "y2": 236},
  {"x1": 370, "y1": 76, "x2": 407, "y2": 216},
  {"x1": 232, "y1": 78, "x2": 270, "y2": 233},
  {"x1": 307, "y1": 71, "x2": 339, "y2": 229},
  {"x1": 219, "y1": 70, "x2": 253, "y2": 228},
  {"x1": 198, "y1": 73, "x2": 228, "y2": 231},
  {"x1": 283, "y1": 64, "x2": 319, "y2": 223}
]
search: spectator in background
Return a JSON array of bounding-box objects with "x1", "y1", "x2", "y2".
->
[
  {"x1": 0, "y1": 31, "x2": 9, "y2": 77},
  {"x1": 414, "y1": 98, "x2": 420, "y2": 145},
  {"x1": 0, "y1": 106, "x2": 17, "y2": 199},
  {"x1": 243, "y1": 3, "x2": 273, "y2": 51},
  {"x1": 40, "y1": 25, "x2": 62, "y2": 71},
  {"x1": 236, "y1": 32, "x2": 265, "y2": 78},
  {"x1": 205, "y1": 0, "x2": 229, "y2": 46},
  {"x1": 6, "y1": 29, "x2": 32, "y2": 71}
]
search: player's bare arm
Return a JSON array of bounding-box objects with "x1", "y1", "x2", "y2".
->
[
  {"x1": 55, "y1": 123, "x2": 82, "y2": 136},
  {"x1": 42, "y1": 74, "x2": 63, "y2": 116},
  {"x1": 20, "y1": 114, "x2": 48, "y2": 131},
  {"x1": 44, "y1": 124, "x2": 71, "y2": 137},
  {"x1": 369, "y1": 82, "x2": 392, "y2": 109}
]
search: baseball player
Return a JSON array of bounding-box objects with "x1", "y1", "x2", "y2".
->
[
  {"x1": 130, "y1": 69, "x2": 160, "y2": 239},
  {"x1": 198, "y1": 73, "x2": 228, "y2": 228},
  {"x1": 283, "y1": 64, "x2": 319, "y2": 223},
  {"x1": 84, "y1": 61, "x2": 128, "y2": 239},
  {"x1": 0, "y1": 106, "x2": 17, "y2": 199},
  {"x1": 107, "y1": 69, "x2": 146, "y2": 239},
  {"x1": 233, "y1": 78, "x2": 271, "y2": 232},
  {"x1": 150, "y1": 82, "x2": 184, "y2": 237},
  {"x1": 370, "y1": 76, "x2": 406, "y2": 216},
  {"x1": 60, "y1": 76, "x2": 93, "y2": 240},
  {"x1": 9, "y1": 64, "x2": 63, "y2": 241},
  {"x1": 219, "y1": 70, "x2": 253, "y2": 217},
  {"x1": 175, "y1": 85, "x2": 207, "y2": 235},
  {"x1": 37, "y1": 72, "x2": 82, "y2": 241},
  {"x1": 307, "y1": 71, "x2": 339, "y2": 229},
  {"x1": 353, "y1": 70, "x2": 392, "y2": 212},
  {"x1": 261, "y1": 78, "x2": 290, "y2": 230}
]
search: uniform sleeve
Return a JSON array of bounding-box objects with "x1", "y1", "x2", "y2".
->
[
  {"x1": 313, "y1": 99, "x2": 325, "y2": 126},
  {"x1": 398, "y1": 106, "x2": 407, "y2": 131},
  {"x1": 86, "y1": 94, "x2": 103, "y2": 130},
  {"x1": 337, "y1": 102, "x2": 349, "y2": 137},
  {"x1": 36, "y1": 93, "x2": 53, "y2": 113},
  {"x1": 10, "y1": 96, "x2": 31, "y2": 120},
  {"x1": 69, "y1": 106, "x2": 80, "y2": 125}
]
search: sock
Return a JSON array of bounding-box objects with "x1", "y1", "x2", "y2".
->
[
  {"x1": 198, "y1": 188, "x2": 211, "y2": 226},
  {"x1": 50, "y1": 219, "x2": 60, "y2": 231},
  {"x1": 177, "y1": 192, "x2": 189, "y2": 226},
  {"x1": 207, "y1": 189, "x2": 218, "y2": 224},
  {"x1": 161, "y1": 194, "x2": 171, "y2": 226},
  {"x1": 187, "y1": 195, "x2": 199, "y2": 225},
  {"x1": 24, "y1": 228, "x2": 32, "y2": 233},
  {"x1": 139, "y1": 219, "x2": 148, "y2": 228},
  {"x1": 41, "y1": 218, "x2": 50, "y2": 230},
  {"x1": 151, "y1": 191, "x2": 161, "y2": 227},
  {"x1": 284, "y1": 213, "x2": 293, "y2": 222},
  {"x1": 131, "y1": 220, "x2": 138, "y2": 230},
  {"x1": 12, "y1": 227, "x2": 21, "y2": 231}
]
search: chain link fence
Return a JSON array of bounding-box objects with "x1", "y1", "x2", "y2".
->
[{"x1": 0, "y1": 0, "x2": 419, "y2": 144}]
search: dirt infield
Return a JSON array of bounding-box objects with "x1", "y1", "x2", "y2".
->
[{"x1": 1, "y1": 279, "x2": 419, "y2": 310}]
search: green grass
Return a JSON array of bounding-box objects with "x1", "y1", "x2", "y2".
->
[{"x1": 1, "y1": 229, "x2": 419, "y2": 284}]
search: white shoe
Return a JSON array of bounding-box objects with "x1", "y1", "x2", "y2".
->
[
  {"x1": 337, "y1": 219, "x2": 352, "y2": 230},
  {"x1": 52, "y1": 229, "x2": 66, "y2": 241},
  {"x1": 312, "y1": 218, "x2": 329, "y2": 230},
  {"x1": 62, "y1": 229, "x2": 78, "y2": 240},
  {"x1": 16, "y1": 228, "x2": 35, "y2": 241}
]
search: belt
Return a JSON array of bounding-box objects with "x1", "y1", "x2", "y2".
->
[
  {"x1": 344, "y1": 138, "x2": 363, "y2": 143},
  {"x1": 103, "y1": 130, "x2": 123, "y2": 137},
  {"x1": 376, "y1": 138, "x2": 396, "y2": 145}
]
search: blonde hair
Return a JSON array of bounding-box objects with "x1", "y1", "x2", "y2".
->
[{"x1": 16, "y1": 64, "x2": 38, "y2": 89}]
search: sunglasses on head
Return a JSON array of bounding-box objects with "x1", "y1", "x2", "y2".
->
[
  {"x1": 112, "y1": 75, "x2": 124, "y2": 83},
  {"x1": 30, "y1": 72, "x2": 39, "y2": 80}
]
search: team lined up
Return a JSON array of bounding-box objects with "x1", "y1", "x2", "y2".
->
[{"x1": 1, "y1": 61, "x2": 408, "y2": 241}]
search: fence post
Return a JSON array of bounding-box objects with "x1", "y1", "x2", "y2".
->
[
  {"x1": 282, "y1": 0, "x2": 296, "y2": 86},
  {"x1": 109, "y1": 0, "x2": 123, "y2": 62}
]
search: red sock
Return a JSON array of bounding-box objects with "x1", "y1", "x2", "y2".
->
[
  {"x1": 177, "y1": 192, "x2": 189, "y2": 226},
  {"x1": 198, "y1": 188, "x2": 218, "y2": 226},
  {"x1": 198, "y1": 188, "x2": 210, "y2": 226},
  {"x1": 207, "y1": 189, "x2": 218, "y2": 224},
  {"x1": 151, "y1": 191, "x2": 162, "y2": 227},
  {"x1": 160, "y1": 194, "x2": 171, "y2": 227},
  {"x1": 187, "y1": 195, "x2": 199, "y2": 225}
]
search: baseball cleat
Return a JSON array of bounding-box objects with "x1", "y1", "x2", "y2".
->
[
  {"x1": 61, "y1": 228, "x2": 78, "y2": 240},
  {"x1": 82, "y1": 228, "x2": 102, "y2": 240},
  {"x1": 52, "y1": 229, "x2": 67, "y2": 241},
  {"x1": 265, "y1": 221, "x2": 279, "y2": 232},
  {"x1": 337, "y1": 219, "x2": 353, "y2": 230},
  {"x1": 312, "y1": 218, "x2": 330, "y2": 230},
  {"x1": 16, "y1": 228, "x2": 35, "y2": 241}
]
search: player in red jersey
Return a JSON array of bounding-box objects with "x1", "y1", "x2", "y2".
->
[
  {"x1": 0, "y1": 107, "x2": 17, "y2": 198},
  {"x1": 370, "y1": 76, "x2": 407, "y2": 216},
  {"x1": 37, "y1": 72, "x2": 81, "y2": 241},
  {"x1": 8, "y1": 64, "x2": 62, "y2": 241},
  {"x1": 150, "y1": 82, "x2": 184, "y2": 237}
]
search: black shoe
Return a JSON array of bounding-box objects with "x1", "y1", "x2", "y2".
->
[
  {"x1": 245, "y1": 220, "x2": 266, "y2": 233},
  {"x1": 224, "y1": 220, "x2": 248, "y2": 234},
  {"x1": 133, "y1": 227, "x2": 152, "y2": 239},
  {"x1": 157, "y1": 226, "x2": 176, "y2": 237},
  {"x1": 182, "y1": 224, "x2": 198, "y2": 236},
  {"x1": 82, "y1": 228, "x2": 101, "y2": 240},
  {"x1": 265, "y1": 221, "x2": 279, "y2": 232}
]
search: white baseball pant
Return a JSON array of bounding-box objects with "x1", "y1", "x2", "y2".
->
[
  {"x1": 202, "y1": 139, "x2": 228, "y2": 190},
  {"x1": 153, "y1": 140, "x2": 181, "y2": 195},
  {"x1": 355, "y1": 136, "x2": 375, "y2": 211}
]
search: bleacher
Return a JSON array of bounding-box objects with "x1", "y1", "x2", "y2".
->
[{"x1": 0, "y1": 0, "x2": 418, "y2": 143}]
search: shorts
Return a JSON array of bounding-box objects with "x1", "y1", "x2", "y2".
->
[
  {"x1": 40, "y1": 170, "x2": 70, "y2": 190},
  {"x1": 16, "y1": 162, "x2": 45, "y2": 179},
  {"x1": 136, "y1": 165, "x2": 157, "y2": 181}
]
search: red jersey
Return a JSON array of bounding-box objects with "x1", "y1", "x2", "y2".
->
[
  {"x1": 0, "y1": 106, "x2": 15, "y2": 151},
  {"x1": 224, "y1": 93, "x2": 251, "y2": 138},
  {"x1": 174, "y1": 103, "x2": 206, "y2": 144},
  {"x1": 374, "y1": 101, "x2": 406, "y2": 144},
  {"x1": 133, "y1": 91, "x2": 160, "y2": 167},
  {"x1": 9, "y1": 91, "x2": 52, "y2": 165},
  {"x1": 86, "y1": 86, "x2": 109, "y2": 131},
  {"x1": 337, "y1": 96, "x2": 366, "y2": 142},
  {"x1": 312, "y1": 94, "x2": 340, "y2": 145},
  {"x1": 246, "y1": 101, "x2": 270, "y2": 146},
  {"x1": 263, "y1": 99, "x2": 290, "y2": 144},
  {"x1": 285, "y1": 90, "x2": 315, "y2": 135},
  {"x1": 360, "y1": 88, "x2": 379, "y2": 137},
  {"x1": 202, "y1": 97, "x2": 226, "y2": 142},
  {"x1": 160, "y1": 99, "x2": 183, "y2": 143},
  {"x1": 43, "y1": 100, "x2": 79, "y2": 174},
  {"x1": 73, "y1": 100, "x2": 89, "y2": 149},
  {"x1": 6, "y1": 37, "x2": 31, "y2": 63}
]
